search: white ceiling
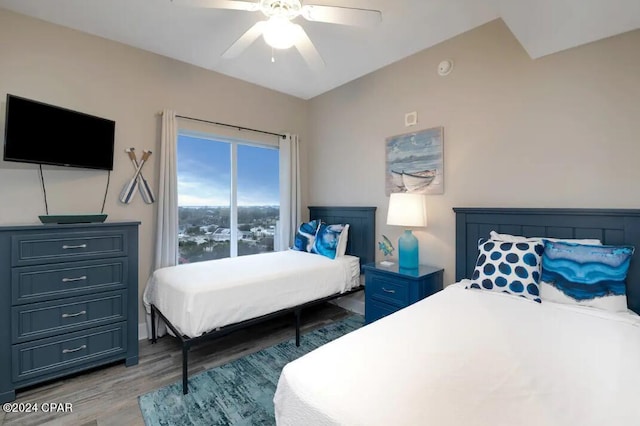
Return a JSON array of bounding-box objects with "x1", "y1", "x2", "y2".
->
[{"x1": 0, "y1": 0, "x2": 638, "y2": 99}]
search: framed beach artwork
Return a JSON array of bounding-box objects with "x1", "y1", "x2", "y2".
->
[{"x1": 385, "y1": 126, "x2": 444, "y2": 195}]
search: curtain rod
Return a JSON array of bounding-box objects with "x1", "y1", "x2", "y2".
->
[{"x1": 175, "y1": 114, "x2": 287, "y2": 139}]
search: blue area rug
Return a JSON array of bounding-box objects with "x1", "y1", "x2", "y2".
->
[{"x1": 139, "y1": 315, "x2": 363, "y2": 426}]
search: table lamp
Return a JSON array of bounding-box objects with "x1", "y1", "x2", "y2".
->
[{"x1": 386, "y1": 193, "x2": 427, "y2": 269}]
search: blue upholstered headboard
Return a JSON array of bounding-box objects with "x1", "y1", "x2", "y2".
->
[
  {"x1": 308, "y1": 206, "x2": 376, "y2": 273},
  {"x1": 453, "y1": 208, "x2": 640, "y2": 315}
]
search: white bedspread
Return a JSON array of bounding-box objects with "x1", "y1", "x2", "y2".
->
[
  {"x1": 274, "y1": 281, "x2": 640, "y2": 426},
  {"x1": 143, "y1": 250, "x2": 360, "y2": 338}
]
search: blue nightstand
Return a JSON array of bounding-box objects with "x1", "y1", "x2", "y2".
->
[{"x1": 363, "y1": 262, "x2": 444, "y2": 324}]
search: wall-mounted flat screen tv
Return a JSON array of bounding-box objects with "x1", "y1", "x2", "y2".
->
[{"x1": 3, "y1": 94, "x2": 115, "y2": 170}]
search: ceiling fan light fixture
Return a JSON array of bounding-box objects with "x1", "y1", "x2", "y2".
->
[
  {"x1": 263, "y1": 16, "x2": 297, "y2": 49},
  {"x1": 260, "y1": 0, "x2": 301, "y2": 20}
]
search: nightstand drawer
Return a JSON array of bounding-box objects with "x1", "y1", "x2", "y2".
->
[
  {"x1": 12, "y1": 291, "x2": 127, "y2": 343},
  {"x1": 363, "y1": 263, "x2": 444, "y2": 325},
  {"x1": 12, "y1": 323, "x2": 127, "y2": 383},
  {"x1": 366, "y1": 275, "x2": 410, "y2": 307},
  {"x1": 12, "y1": 230, "x2": 127, "y2": 266},
  {"x1": 365, "y1": 298, "x2": 401, "y2": 323},
  {"x1": 11, "y1": 259, "x2": 127, "y2": 305}
]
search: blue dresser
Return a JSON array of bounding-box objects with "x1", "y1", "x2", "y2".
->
[
  {"x1": 0, "y1": 222, "x2": 139, "y2": 403},
  {"x1": 364, "y1": 262, "x2": 443, "y2": 324}
]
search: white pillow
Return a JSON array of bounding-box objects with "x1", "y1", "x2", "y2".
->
[
  {"x1": 489, "y1": 231, "x2": 602, "y2": 245},
  {"x1": 336, "y1": 224, "x2": 350, "y2": 257}
]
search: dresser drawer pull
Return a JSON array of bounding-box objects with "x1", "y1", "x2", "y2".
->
[
  {"x1": 61, "y1": 310, "x2": 87, "y2": 318},
  {"x1": 62, "y1": 244, "x2": 87, "y2": 250},
  {"x1": 62, "y1": 344, "x2": 87, "y2": 354},
  {"x1": 62, "y1": 276, "x2": 87, "y2": 283},
  {"x1": 382, "y1": 287, "x2": 396, "y2": 294}
]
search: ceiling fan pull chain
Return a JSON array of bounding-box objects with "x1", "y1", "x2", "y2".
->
[{"x1": 271, "y1": 47, "x2": 275, "y2": 63}]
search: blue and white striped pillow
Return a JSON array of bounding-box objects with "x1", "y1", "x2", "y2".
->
[{"x1": 540, "y1": 241, "x2": 634, "y2": 312}]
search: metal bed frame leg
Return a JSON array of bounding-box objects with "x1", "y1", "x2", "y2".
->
[
  {"x1": 151, "y1": 305, "x2": 157, "y2": 344},
  {"x1": 182, "y1": 344, "x2": 189, "y2": 395},
  {"x1": 151, "y1": 286, "x2": 365, "y2": 397},
  {"x1": 294, "y1": 309, "x2": 301, "y2": 347}
]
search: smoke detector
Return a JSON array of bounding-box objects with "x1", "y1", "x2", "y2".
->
[{"x1": 437, "y1": 59, "x2": 454, "y2": 76}]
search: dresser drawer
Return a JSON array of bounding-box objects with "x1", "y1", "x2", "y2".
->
[
  {"x1": 12, "y1": 230, "x2": 127, "y2": 266},
  {"x1": 12, "y1": 291, "x2": 127, "y2": 343},
  {"x1": 366, "y1": 274, "x2": 410, "y2": 307},
  {"x1": 12, "y1": 259, "x2": 127, "y2": 305},
  {"x1": 12, "y1": 323, "x2": 127, "y2": 383}
]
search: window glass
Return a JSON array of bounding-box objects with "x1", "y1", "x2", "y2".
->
[
  {"x1": 237, "y1": 144, "x2": 279, "y2": 256},
  {"x1": 177, "y1": 133, "x2": 279, "y2": 263}
]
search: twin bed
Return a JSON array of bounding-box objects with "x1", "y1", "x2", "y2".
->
[
  {"x1": 143, "y1": 206, "x2": 376, "y2": 394},
  {"x1": 274, "y1": 208, "x2": 640, "y2": 425},
  {"x1": 144, "y1": 206, "x2": 640, "y2": 425}
]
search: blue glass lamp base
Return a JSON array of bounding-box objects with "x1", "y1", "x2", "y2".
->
[{"x1": 398, "y1": 229, "x2": 419, "y2": 269}]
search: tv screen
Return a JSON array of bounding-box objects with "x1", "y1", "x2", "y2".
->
[{"x1": 3, "y1": 94, "x2": 115, "y2": 170}]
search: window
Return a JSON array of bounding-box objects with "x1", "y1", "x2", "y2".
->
[{"x1": 177, "y1": 132, "x2": 280, "y2": 264}]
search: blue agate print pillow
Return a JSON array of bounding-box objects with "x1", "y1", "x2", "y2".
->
[
  {"x1": 311, "y1": 223, "x2": 346, "y2": 259},
  {"x1": 292, "y1": 220, "x2": 320, "y2": 252},
  {"x1": 466, "y1": 239, "x2": 544, "y2": 303},
  {"x1": 540, "y1": 241, "x2": 634, "y2": 312}
]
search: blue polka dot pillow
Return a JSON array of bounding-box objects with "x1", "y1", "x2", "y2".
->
[
  {"x1": 466, "y1": 239, "x2": 544, "y2": 303},
  {"x1": 292, "y1": 220, "x2": 320, "y2": 252}
]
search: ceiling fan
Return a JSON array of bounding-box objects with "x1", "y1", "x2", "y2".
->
[{"x1": 171, "y1": 0, "x2": 382, "y2": 71}]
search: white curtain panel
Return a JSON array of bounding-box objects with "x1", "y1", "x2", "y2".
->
[
  {"x1": 154, "y1": 109, "x2": 179, "y2": 269},
  {"x1": 279, "y1": 134, "x2": 301, "y2": 251},
  {"x1": 143, "y1": 109, "x2": 178, "y2": 338}
]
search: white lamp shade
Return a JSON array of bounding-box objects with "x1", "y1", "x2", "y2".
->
[{"x1": 387, "y1": 193, "x2": 427, "y2": 227}]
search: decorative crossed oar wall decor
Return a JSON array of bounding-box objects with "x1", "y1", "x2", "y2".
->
[{"x1": 120, "y1": 148, "x2": 155, "y2": 204}]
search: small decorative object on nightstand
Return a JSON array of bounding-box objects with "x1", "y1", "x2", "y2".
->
[
  {"x1": 364, "y1": 262, "x2": 443, "y2": 324},
  {"x1": 378, "y1": 234, "x2": 395, "y2": 266}
]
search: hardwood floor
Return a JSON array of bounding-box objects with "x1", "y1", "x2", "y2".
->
[{"x1": 1, "y1": 303, "x2": 351, "y2": 426}]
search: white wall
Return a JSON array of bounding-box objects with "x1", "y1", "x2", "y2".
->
[
  {"x1": 0, "y1": 9, "x2": 309, "y2": 322},
  {"x1": 2, "y1": 9, "x2": 639, "y2": 319},
  {"x1": 307, "y1": 20, "x2": 640, "y2": 286}
]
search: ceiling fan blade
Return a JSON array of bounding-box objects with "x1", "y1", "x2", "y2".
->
[
  {"x1": 292, "y1": 25, "x2": 324, "y2": 71},
  {"x1": 170, "y1": 0, "x2": 259, "y2": 11},
  {"x1": 300, "y1": 5, "x2": 381, "y2": 27},
  {"x1": 222, "y1": 21, "x2": 267, "y2": 58}
]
